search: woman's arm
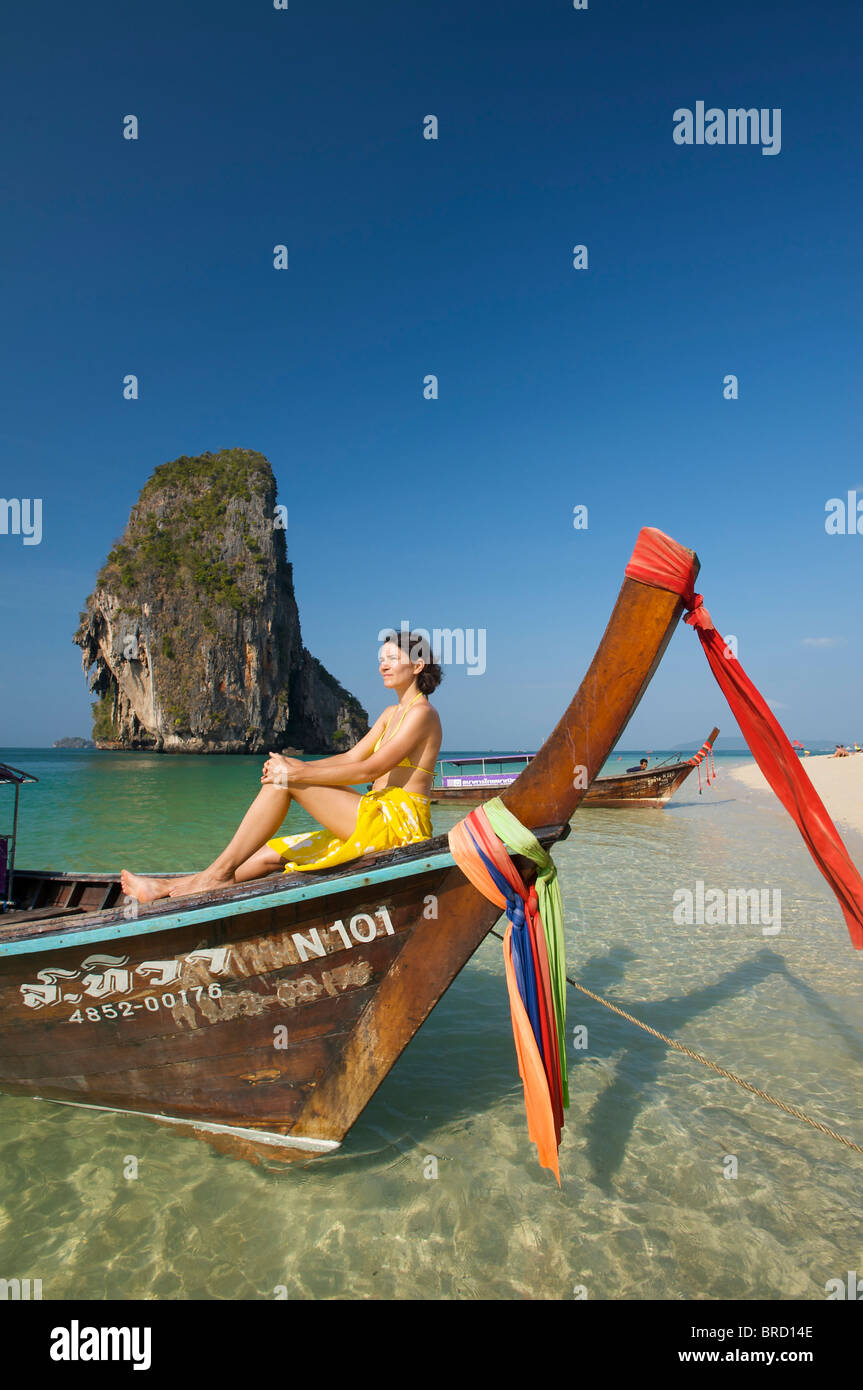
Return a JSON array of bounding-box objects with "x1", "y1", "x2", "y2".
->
[
  {"x1": 269, "y1": 707, "x2": 437, "y2": 788},
  {"x1": 268, "y1": 713, "x2": 387, "y2": 782},
  {"x1": 298, "y1": 710, "x2": 389, "y2": 776}
]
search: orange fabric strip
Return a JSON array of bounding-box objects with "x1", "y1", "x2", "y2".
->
[{"x1": 503, "y1": 924, "x2": 561, "y2": 1185}]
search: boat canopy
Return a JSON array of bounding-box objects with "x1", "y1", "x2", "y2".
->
[
  {"x1": 436, "y1": 754, "x2": 536, "y2": 787},
  {"x1": 0, "y1": 763, "x2": 38, "y2": 786},
  {"x1": 1, "y1": 763, "x2": 38, "y2": 910},
  {"x1": 438, "y1": 754, "x2": 535, "y2": 768}
]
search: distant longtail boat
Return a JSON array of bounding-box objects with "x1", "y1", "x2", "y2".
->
[{"x1": 431, "y1": 728, "x2": 720, "y2": 807}]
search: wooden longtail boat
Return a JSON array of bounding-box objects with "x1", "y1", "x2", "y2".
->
[
  {"x1": 0, "y1": 535, "x2": 696, "y2": 1164},
  {"x1": 431, "y1": 728, "x2": 720, "y2": 808}
]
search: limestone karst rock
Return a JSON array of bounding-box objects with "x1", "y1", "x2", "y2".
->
[{"x1": 74, "y1": 448, "x2": 368, "y2": 753}]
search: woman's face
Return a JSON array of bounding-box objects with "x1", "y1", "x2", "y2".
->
[{"x1": 379, "y1": 640, "x2": 420, "y2": 688}]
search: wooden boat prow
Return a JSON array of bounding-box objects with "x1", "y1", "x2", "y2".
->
[{"x1": 0, "y1": 535, "x2": 697, "y2": 1163}]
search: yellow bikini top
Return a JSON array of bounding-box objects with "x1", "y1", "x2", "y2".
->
[{"x1": 372, "y1": 691, "x2": 434, "y2": 775}]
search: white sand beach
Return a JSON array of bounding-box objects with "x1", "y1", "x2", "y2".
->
[{"x1": 730, "y1": 753, "x2": 863, "y2": 839}]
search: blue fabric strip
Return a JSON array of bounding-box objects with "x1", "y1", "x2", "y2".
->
[{"x1": 465, "y1": 825, "x2": 545, "y2": 1058}]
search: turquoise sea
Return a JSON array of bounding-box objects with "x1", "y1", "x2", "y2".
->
[{"x1": 2, "y1": 745, "x2": 863, "y2": 1301}]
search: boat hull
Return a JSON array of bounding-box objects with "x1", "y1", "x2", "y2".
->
[
  {"x1": 0, "y1": 832, "x2": 564, "y2": 1164},
  {"x1": 578, "y1": 758, "x2": 704, "y2": 808},
  {"x1": 0, "y1": 853, "x2": 456, "y2": 1162}
]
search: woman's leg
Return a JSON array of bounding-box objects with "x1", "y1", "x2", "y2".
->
[
  {"x1": 163, "y1": 785, "x2": 363, "y2": 897},
  {"x1": 121, "y1": 782, "x2": 366, "y2": 904},
  {"x1": 195, "y1": 784, "x2": 294, "y2": 880},
  {"x1": 164, "y1": 784, "x2": 297, "y2": 897},
  {"x1": 288, "y1": 785, "x2": 363, "y2": 840},
  {"x1": 225, "y1": 789, "x2": 365, "y2": 887},
  {"x1": 233, "y1": 844, "x2": 286, "y2": 882},
  {"x1": 121, "y1": 784, "x2": 293, "y2": 903}
]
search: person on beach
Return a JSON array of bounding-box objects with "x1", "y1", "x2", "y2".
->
[
  {"x1": 120, "y1": 631, "x2": 443, "y2": 903},
  {"x1": 831, "y1": 744, "x2": 851, "y2": 758}
]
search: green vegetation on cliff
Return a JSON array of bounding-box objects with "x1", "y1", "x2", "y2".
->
[
  {"x1": 305, "y1": 654, "x2": 366, "y2": 715},
  {"x1": 91, "y1": 692, "x2": 118, "y2": 741},
  {"x1": 98, "y1": 448, "x2": 273, "y2": 611},
  {"x1": 138, "y1": 448, "x2": 271, "y2": 505}
]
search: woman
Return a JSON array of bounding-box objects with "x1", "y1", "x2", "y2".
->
[{"x1": 120, "y1": 631, "x2": 443, "y2": 903}]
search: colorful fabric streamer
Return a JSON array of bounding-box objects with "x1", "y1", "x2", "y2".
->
[
  {"x1": 448, "y1": 801, "x2": 567, "y2": 1183},
  {"x1": 625, "y1": 526, "x2": 863, "y2": 949},
  {"x1": 686, "y1": 738, "x2": 717, "y2": 793}
]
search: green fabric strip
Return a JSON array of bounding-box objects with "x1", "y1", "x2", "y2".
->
[{"x1": 482, "y1": 797, "x2": 569, "y2": 1108}]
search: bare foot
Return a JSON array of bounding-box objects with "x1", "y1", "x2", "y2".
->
[
  {"x1": 120, "y1": 870, "x2": 173, "y2": 904},
  {"x1": 166, "y1": 869, "x2": 234, "y2": 899}
]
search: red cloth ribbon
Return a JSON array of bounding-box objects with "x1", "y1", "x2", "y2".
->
[
  {"x1": 626, "y1": 527, "x2": 863, "y2": 950},
  {"x1": 687, "y1": 738, "x2": 717, "y2": 791},
  {"x1": 683, "y1": 594, "x2": 714, "y2": 632}
]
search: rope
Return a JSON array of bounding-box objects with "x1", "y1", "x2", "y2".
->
[{"x1": 489, "y1": 929, "x2": 863, "y2": 1157}]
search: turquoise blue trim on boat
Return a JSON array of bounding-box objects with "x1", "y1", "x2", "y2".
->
[{"x1": 0, "y1": 849, "x2": 456, "y2": 959}]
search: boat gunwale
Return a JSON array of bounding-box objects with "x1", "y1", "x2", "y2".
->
[
  {"x1": 0, "y1": 821, "x2": 569, "y2": 958},
  {"x1": 588, "y1": 758, "x2": 698, "y2": 790}
]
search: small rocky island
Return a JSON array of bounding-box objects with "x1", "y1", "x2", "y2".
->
[
  {"x1": 74, "y1": 448, "x2": 368, "y2": 753},
  {"x1": 53, "y1": 737, "x2": 95, "y2": 749}
]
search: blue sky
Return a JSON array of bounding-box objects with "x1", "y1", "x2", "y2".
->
[{"x1": 1, "y1": 0, "x2": 862, "y2": 750}]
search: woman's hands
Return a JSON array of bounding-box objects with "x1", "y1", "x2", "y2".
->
[{"x1": 261, "y1": 752, "x2": 306, "y2": 788}]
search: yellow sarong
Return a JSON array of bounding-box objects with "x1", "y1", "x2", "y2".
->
[{"x1": 267, "y1": 787, "x2": 433, "y2": 874}]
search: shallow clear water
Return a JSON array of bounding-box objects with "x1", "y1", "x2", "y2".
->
[{"x1": 2, "y1": 749, "x2": 862, "y2": 1300}]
